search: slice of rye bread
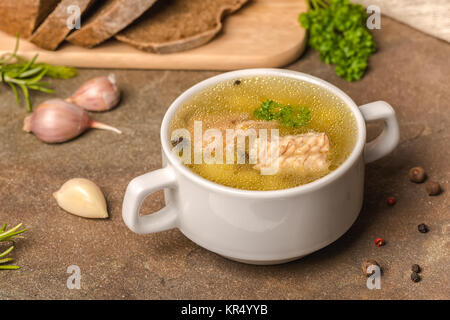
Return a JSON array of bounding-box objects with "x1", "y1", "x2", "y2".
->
[
  {"x1": 115, "y1": 0, "x2": 249, "y2": 54},
  {"x1": 30, "y1": 0, "x2": 97, "y2": 50},
  {"x1": 66, "y1": 0, "x2": 158, "y2": 48},
  {"x1": 0, "y1": 0, "x2": 61, "y2": 38}
]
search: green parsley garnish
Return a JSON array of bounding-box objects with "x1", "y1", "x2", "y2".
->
[
  {"x1": 253, "y1": 100, "x2": 311, "y2": 128},
  {"x1": 0, "y1": 34, "x2": 77, "y2": 111},
  {"x1": 299, "y1": 0, "x2": 376, "y2": 81}
]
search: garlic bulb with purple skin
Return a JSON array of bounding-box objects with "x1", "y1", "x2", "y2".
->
[
  {"x1": 23, "y1": 99, "x2": 121, "y2": 143},
  {"x1": 67, "y1": 74, "x2": 120, "y2": 111}
]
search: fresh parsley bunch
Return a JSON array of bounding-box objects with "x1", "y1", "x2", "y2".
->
[
  {"x1": 254, "y1": 100, "x2": 311, "y2": 128},
  {"x1": 299, "y1": 0, "x2": 376, "y2": 81}
]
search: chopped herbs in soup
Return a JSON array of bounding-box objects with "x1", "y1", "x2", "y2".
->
[{"x1": 169, "y1": 76, "x2": 357, "y2": 191}]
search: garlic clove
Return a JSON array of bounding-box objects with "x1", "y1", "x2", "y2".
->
[
  {"x1": 67, "y1": 74, "x2": 121, "y2": 111},
  {"x1": 24, "y1": 99, "x2": 90, "y2": 143},
  {"x1": 23, "y1": 98, "x2": 121, "y2": 143},
  {"x1": 53, "y1": 178, "x2": 109, "y2": 219}
]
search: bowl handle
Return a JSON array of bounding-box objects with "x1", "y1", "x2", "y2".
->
[
  {"x1": 359, "y1": 101, "x2": 400, "y2": 163},
  {"x1": 122, "y1": 167, "x2": 178, "y2": 234}
]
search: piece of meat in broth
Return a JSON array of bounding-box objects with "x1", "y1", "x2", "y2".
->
[{"x1": 251, "y1": 132, "x2": 331, "y2": 174}]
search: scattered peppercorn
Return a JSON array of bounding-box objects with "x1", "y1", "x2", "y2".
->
[
  {"x1": 387, "y1": 196, "x2": 396, "y2": 206},
  {"x1": 361, "y1": 259, "x2": 380, "y2": 277},
  {"x1": 411, "y1": 272, "x2": 421, "y2": 283},
  {"x1": 374, "y1": 237, "x2": 385, "y2": 247},
  {"x1": 411, "y1": 264, "x2": 421, "y2": 273},
  {"x1": 425, "y1": 181, "x2": 441, "y2": 196},
  {"x1": 408, "y1": 167, "x2": 426, "y2": 183},
  {"x1": 418, "y1": 223, "x2": 429, "y2": 233},
  {"x1": 234, "y1": 79, "x2": 241, "y2": 86}
]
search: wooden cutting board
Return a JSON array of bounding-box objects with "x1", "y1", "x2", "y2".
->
[{"x1": 0, "y1": 0, "x2": 307, "y2": 70}]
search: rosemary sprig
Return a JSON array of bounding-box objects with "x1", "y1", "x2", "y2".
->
[
  {"x1": 0, "y1": 223, "x2": 27, "y2": 270},
  {"x1": 0, "y1": 34, "x2": 77, "y2": 111}
]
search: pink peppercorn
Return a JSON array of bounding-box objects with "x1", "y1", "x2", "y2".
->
[{"x1": 387, "y1": 196, "x2": 396, "y2": 206}]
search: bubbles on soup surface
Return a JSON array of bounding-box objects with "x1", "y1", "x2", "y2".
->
[{"x1": 170, "y1": 76, "x2": 357, "y2": 191}]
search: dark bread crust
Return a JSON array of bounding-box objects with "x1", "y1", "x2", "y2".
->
[
  {"x1": 0, "y1": 0, "x2": 61, "y2": 38},
  {"x1": 30, "y1": 0, "x2": 97, "y2": 50},
  {"x1": 115, "y1": 0, "x2": 249, "y2": 54},
  {"x1": 66, "y1": 0, "x2": 158, "y2": 48}
]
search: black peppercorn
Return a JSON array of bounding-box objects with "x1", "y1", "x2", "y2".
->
[
  {"x1": 418, "y1": 223, "x2": 429, "y2": 233},
  {"x1": 411, "y1": 272, "x2": 421, "y2": 282},
  {"x1": 411, "y1": 264, "x2": 421, "y2": 273},
  {"x1": 426, "y1": 181, "x2": 441, "y2": 196},
  {"x1": 408, "y1": 167, "x2": 426, "y2": 183},
  {"x1": 171, "y1": 136, "x2": 184, "y2": 147},
  {"x1": 234, "y1": 79, "x2": 241, "y2": 86}
]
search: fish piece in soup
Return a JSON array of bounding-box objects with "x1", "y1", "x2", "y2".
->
[{"x1": 251, "y1": 132, "x2": 330, "y2": 174}]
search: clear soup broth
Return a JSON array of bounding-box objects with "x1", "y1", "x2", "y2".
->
[{"x1": 169, "y1": 76, "x2": 358, "y2": 191}]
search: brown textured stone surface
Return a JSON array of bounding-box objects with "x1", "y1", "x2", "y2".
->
[{"x1": 0, "y1": 17, "x2": 448, "y2": 299}]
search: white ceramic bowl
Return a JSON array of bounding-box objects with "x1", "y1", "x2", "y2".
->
[{"x1": 122, "y1": 69, "x2": 399, "y2": 265}]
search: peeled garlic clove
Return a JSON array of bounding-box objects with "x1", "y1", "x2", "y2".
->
[
  {"x1": 23, "y1": 98, "x2": 121, "y2": 143},
  {"x1": 54, "y1": 178, "x2": 108, "y2": 219},
  {"x1": 67, "y1": 74, "x2": 120, "y2": 111}
]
